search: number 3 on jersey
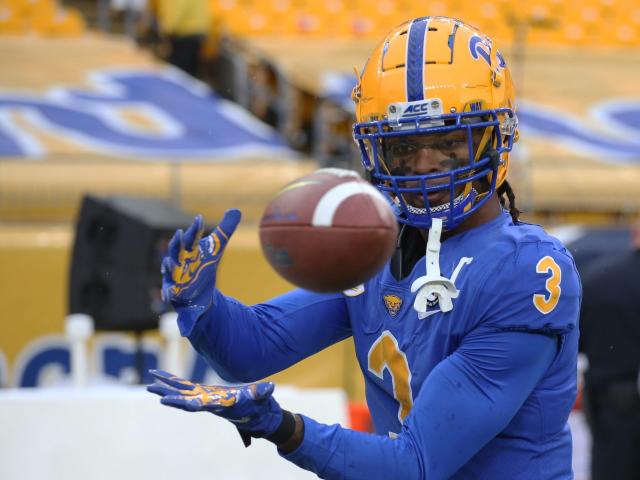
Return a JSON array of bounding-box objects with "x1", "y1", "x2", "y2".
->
[
  {"x1": 368, "y1": 331, "x2": 413, "y2": 423},
  {"x1": 533, "y1": 256, "x2": 562, "y2": 314}
]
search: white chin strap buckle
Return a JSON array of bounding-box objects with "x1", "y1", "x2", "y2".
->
[{"x1": 411, "y1": 218, "x2": 459, "y2": 315}]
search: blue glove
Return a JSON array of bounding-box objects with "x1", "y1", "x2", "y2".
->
[
  {"x1": 161, "y1": 209, "x2": 241, "y2": 333},
  {"x1": 147, "y1": 369, "x2": 284, "y2": 446}
]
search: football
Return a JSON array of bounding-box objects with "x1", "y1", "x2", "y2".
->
[{"x1": 259, "y1": 168, "x2": 398, "y2": 292}]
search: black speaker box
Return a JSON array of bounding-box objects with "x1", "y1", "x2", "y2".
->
[{"x1": 69, "y1": 195, "x2": 194, "y2": 331}]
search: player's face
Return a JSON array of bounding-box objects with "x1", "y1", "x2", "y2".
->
[{"x1": 381, "y1": 129, "x2": 484, "y2": 208}]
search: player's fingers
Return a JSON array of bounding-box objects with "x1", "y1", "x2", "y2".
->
[
  {"x1": 161, "y1": 395, "x2": 202, "y2": 412},
  {"x1": 198, "y1": 210, "x2": 241, "y2": 259},
  {"x1": 149, "y1": 369, "x2": 196, "y2": 391},
  {"x1": 250, "y1": 382, "x2": 275, "y2": 401},
  {"x1": 227, "y1": 416, "x2": 252, "y2": 424},
  {"x1": 161, "y1": 284, "x2": 176, "y2": 303},
  {"x1": 160, "y1": 257, "x2": 177, "y2": 303},
  {"x1": 182, "y1": 215, "x2": 204, "y2": 252},
  {"x1": 161, "y1": 256, "x2": 176, "y2": 282},
  {"x1": 213, "y1": 209, "x2": 242, "y2": 247},
  {"x1": 168, "y1": 229, "x2": 183, "y2": 262},
  {"x1": 147, "y1": 382, "x2": 180, "y2": 397}
]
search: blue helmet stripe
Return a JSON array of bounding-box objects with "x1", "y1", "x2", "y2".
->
[{"x1": 406, "y1": 17, "x2": 429, "y2": 102}]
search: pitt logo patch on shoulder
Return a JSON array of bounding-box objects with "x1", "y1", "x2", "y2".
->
[{"x1": 383, "y1": 294, "x2": 403, "y2": 317}]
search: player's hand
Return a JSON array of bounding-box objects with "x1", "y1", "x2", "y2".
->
[
  {"x1": 147, "y1": 369, "x2": 283, "y2": 445},
  {"x1": 161, "y1": 209, "x2": 241, "y2": 312}
]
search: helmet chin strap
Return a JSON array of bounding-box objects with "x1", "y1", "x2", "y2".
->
[{"x1": 410, "y1": 217, "x2": 459, "y2": 315}]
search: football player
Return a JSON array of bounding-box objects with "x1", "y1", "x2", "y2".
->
[{"x1": 149, "y1": 17, "x2": 580, "y2": 479}]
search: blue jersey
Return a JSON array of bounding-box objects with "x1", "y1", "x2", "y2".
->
[{"x1": 182, "y1": 211, "x2": 581, "y2": 479}]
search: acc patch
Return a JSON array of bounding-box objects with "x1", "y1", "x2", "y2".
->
[{"x1": 383, "y1": 294, "x2": 403, "y2": 317}]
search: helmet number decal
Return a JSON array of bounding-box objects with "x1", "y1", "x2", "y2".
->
[
  {"x1": 533, "y1": 256, "x2": 562, "y2": 314},
  {"x1": 368, "y1": 331, "x2": 413, "y2": 423},
  {"x1": 469, "y1": 35, "x2": 492, "y2": 67},
  {"x1": 496, "y1": 50, "x2": 507, "y2": 69}
]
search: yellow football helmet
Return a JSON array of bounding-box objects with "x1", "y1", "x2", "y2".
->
[{"x1": 352, "y1": 16, "x2": 518, "y2": 229}]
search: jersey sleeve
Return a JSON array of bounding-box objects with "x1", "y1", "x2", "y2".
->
[
  {"x1": 471, "y1": 240, "x2": 581, "y2": 336},
  {"x1": 281, "y1": 330, "x2": 557, "y2": 480},
  {"x1": 185, "y1": 288, "x2": 352, "y2": 383}
]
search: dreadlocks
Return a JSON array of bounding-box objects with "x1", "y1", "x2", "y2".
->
[{"x1": 497, "y1": 180, "x2": 520, "y2": 223}]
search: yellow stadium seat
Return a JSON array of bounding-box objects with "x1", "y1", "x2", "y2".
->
[
  {"x1": 577, "y1": 4, "x2": 601, "y2": 27},
  {"x1": 221, "y1": 5, "x2": 278, "y2": 36},
  {"x1": 0, "y1": 0, "x2": 84, "y2": 37},
  {"x1": 6, "y1": 0, "x2": 28, "y2": 17},
  {"x1": 51, "y1": 8, "x2": 85, "y2": 36},
  {"x1": 248, "y1": 12, "x2": 278, "y2": 35},
  {"x1": 30, "y1": 7, "x2": 85, "y2": 36},
  {"x1": 471, "y1": 2, "x2": 493, "y2": 20},
  {"x1": 524, "y1": 2, "x2": 556, "y2": 23},
  {"x1": 477, "y1": 2, "x2": 501, "y2": 23},
  {"x1": 209, "y1": 0, "x2": 226, "y2": 16},
  {"x1": 411, "y1": 0, "x2": 456, "y2": 20},
  {"x1": 299, "y1": 0, "x2": 336, "y2": 15},
  {"x1": 363, "y1": 8, "x2": 402, "y2": 36},
  {"x1": 561, "y1": 21, "x2": 590, "y2": 45},
  {"x1": 349, "y1": 12, "x2": 382, "y2": 38},
  {"x1": 305, "y1": 11, "x2": 350, "y2": 38},
  {"x1": 322, "y1": 0, "x2": 345, "y2": 15},
  {"x1": 29, "y1": 13, "x2": 53, "y2": 35},
  {"x1": 284, "y1": 0, "x2": 313, "y2": 11},
  {"x1": 617, "y1": 25, "x2": 639, "y2": 45},
  {"x1": 210, "y1": 0, "x2": 239, "y2": 23},
  {"x1": 0, "y1": 7, "x2": 28, "y2": 35},
  {"x1": 373, "y1": 0, "x2": 397, "y2": 17},
  {"x1": 293, "y1": 9, "x2": 358, "y2": 38},
  {"x1": 23, "y1": 0, "x2": 57, "y2": 19},
  {"x1": 485, "y1": 22, "x2": 513, "y2": 45},
  {"x1": 291, "y1": 11, "x2": 326, "y2": 36},
  {"x1": 615, "y1": 3, "x2": 640, "y2": 28},
  {"x1": 202, "y1": 0, "x2": 640, "y2": 46},
  {"x1": 274, "y1": 9, "x2": 305, "y2": 36}
]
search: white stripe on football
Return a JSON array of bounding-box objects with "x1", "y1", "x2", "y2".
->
[{"x1": 312, "y1": 181, "x2": 390, "y2": 227}]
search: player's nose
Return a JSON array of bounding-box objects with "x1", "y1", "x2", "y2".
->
[{"x1": 410, "y1": 146, "x2": 446, "y2": 175}]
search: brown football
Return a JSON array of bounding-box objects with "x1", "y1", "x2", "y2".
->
[{"x1": 259, "y1": 168, "x2": 398, "y2": 292}]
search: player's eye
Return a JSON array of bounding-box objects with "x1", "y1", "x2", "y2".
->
[
  {"x1": 389, "y1": 142, "x2": 417, "y2": 157},
  {"x1": 389, "y1": 163, "x2": 412, "y2": 176},
  {"x1": 433, "y1": 138, "x2": 464, "y2": 151}
]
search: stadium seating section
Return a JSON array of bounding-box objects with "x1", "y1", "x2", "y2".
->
[
  {"x1": 208, "y1": 0, "x2": 639, "y2": 46},
  {"x1": 0, "y1": 0, "x2": 85, "y2": 36},
  {"x1": 1, "y1": 0, "x2": 636, "y2": 45}
]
